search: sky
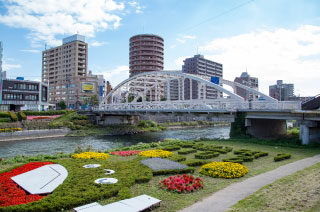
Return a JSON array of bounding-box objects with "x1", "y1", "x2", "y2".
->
[{"x1": 0, "y1": 0, "x2": 320, "y2": 96}]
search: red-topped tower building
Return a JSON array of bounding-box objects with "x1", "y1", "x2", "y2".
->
[{"x1": 129, "y1": 34, "x2": 164, "y2": 77}]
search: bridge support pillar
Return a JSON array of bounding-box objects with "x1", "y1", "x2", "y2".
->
[
  {"x1": 246, "y1": 118, "x2": 287, "y2": 138},
  {"x1": 97, "y1": 115, "x2": 140, "y2": 126},
  {"x1": 299, "y1": 121, "x2": 320, "y2": 145}
]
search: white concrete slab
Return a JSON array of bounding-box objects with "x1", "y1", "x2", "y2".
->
[
  {"x1": 11, "y1": 164, "x2": 68, "y2": 195},
  {"x1": 73, "y1": 195, "x2": 161, "y2": 212},
  {"x1": 73, "y1": 202, "x2": 105, "y2": 212},
  {"x1": 102, "y1": 202, "x2": 137, "y2": 212},
  {"x1": 83, "y1": 164, "x2": 101, "y2": 168},
  {"x1": 94, "y1": 178, "x2": 118, "y2": 184},
  {"x1": 120, "y1": 195, "x2": 161, "y2": 211},
  {"x1": 104, "y1": 169, "x2": 115, "y2": 175}
]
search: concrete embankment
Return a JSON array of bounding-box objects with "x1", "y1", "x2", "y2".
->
[{"x1": 0, "y1": 128, "x2": 70, "y2": 142}]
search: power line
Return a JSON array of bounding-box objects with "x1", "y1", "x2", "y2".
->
[{"x1": 184, "y1": 0, "x2": 256, "y2": 32}]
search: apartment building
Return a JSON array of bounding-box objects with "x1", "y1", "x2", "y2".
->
[
  {"x1": 42, "y1": 34, "x2": 102, "y2": 109},
  {"x1": 234, "y1": 72, "x2": 259, "y2": 101},
  {"x1": 269, "y1": 80, "x2": 294, "y2": 101},
  {"x1": 182, "y1": 54, "x2": 223, "y2": 99}
]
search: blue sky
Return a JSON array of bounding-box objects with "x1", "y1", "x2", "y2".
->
[{"x1": 0, "y1": 0, "x2": 320, "y2": 96}]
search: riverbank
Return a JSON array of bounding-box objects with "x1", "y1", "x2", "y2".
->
[{"x1": 0, "y1": 128, "x2": 70, "y2": 142}]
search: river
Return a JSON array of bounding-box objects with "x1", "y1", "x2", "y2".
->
[{"x1": 0, "y1": 126, "x2": 230, "y2": 158}]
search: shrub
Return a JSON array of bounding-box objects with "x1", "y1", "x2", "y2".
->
[
  {"x1": 167, "y1": 154, "x2": 186, "y2": 162},
  {"x1": 1, "y1": 158, "x2": 152, "y2": 211},
  {"x1": 178, "y1": 142, "x2": 195, "y2": 148},
  {"x1": 152, "y1": 167, "x2": 195, "y2": 175},
  {"x1": 194, "y1": 151, "x2": 219, "y2": 159},
  {"x1": 70, "y1": 115, "x2": 88, "y2": 121},
  {"x1": 17, "y1": 111, "x2": 27, "y2": 121},
  {"x1": 177, "y1": 148, "x2": 197, "y2": 155},
  {"x1": 116, "y1": 187, "x2": 132, "y2": 200},
  {"x1": 184, "y1": 159, "x2": 208, "y2": 167},
  {"x1": 222, "y1": 157, "x2": 244, "y2": 164},
  {"x1": 254, "y1": 152, "x2": 269, "y2": 159},
  {"x1": 162, "y1": 145, "x2": 181, "y2": 151},
  {"x1": 8, "y1": 111, "x2": 18, "y2": 122},
  {"x1": 23, "y1": 110, "x2": 68, "y2": 116},
  {"x1": 234, "y1": 149, "x2": 252, "y2": 155},
  {"x1": 0, "y1": 118, "x2": 11, "y2": 122},
  {"x1": 274, "y1": 153, "x2": 291, "y2": 162},
  {"x1": 0, "y1": 112, "x2": 10, "y2": 118},
  {"x1": 200, "y1": 162, "x2": 248, "y2": 178},
  {"x1": 159, "y1": 174, "x2": 203, "y2": 193},
  {"x1": 139, "y1": 149, "x2": 173, "y2": 158},
  {"x1": 71, "y1": 152, "x2": 110, "y2": 160},
  {"x1": 137, "y1": 120, "x2": 158, "y2": 128}
]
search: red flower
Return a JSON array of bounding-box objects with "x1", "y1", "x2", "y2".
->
[
  {"x1": 0, "y1": 162, "x2": 53, "y2": 207},
  {"x1": 159, "y1": 174, "x2": 204, "y2": 193},
  {"x1": 110, "y1": 150, "x2": 141, "y2": 156}
]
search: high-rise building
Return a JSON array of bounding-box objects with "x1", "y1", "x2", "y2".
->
[
  {"x1": 182, "y1": 54, "x2": 223, "y2": 99},
  {"x1": 234, "y1": 72, "x2": 259, "y2": 101},
  {"x1": 0, "y1": 41, "x2": 3, "y2": 73},
  {"x1": 269, "y1": 80, "x2": 294, "y2": 101},
  {"x1": 42, "y1": 34, "x2": 102, "y2": 109},
  {"x1": 129, "y1": 34, "x2": 164, "y2": 77}
]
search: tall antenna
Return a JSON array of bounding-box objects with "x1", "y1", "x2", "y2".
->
[{"x1": 45, "y1": 43, "x2": 47, "y2": 50}]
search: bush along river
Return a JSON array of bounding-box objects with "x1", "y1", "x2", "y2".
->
[{"x1": 0, "y1": 126, "x2": 230, "y2": 158}]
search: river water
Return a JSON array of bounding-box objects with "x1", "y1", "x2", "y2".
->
[{"x1": 0, "y1": 126, "x2": 230, "y2": 158}]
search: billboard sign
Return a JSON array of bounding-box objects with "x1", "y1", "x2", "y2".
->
[
  {"x1": 211, "y1": 76, "x2": 219, "y2": 85},
  {"x1": 82, "y1": 82, "x2": 95, "y2": 93}
]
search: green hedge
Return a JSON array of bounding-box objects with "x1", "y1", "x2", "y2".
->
[
  {"x1": 254, "y1": 152, "x2": 269, "y2": 159},
  {"x1": 0, "y1": 118, "x2": 11, "y2": 122},
  {"x1": 274, "y1": 153, "x2": 291, "y2": 162},
  {"x1": 167, "y1": 154, "x2": 186, "y2": 162},
  {"x1": 161, "y1": 145, "x2": 181, "y2": 151},
  {"x1": 1, "y1": 158, "x2": 152, "y2": 211},
  {"x1": 194, "y1": 151, "x2": 219, "y2": 159},
  {"x1": 177, "y1": 148, "x2": 197, "y2": 155},
  {"x1": 0, "y1": 111, "x2": 10, "y2": 118},
  {"x1": 183, "y1": 159, "x2": 208, "y2": 167},
  {"x1": 8, "y1": 111, "x2": 18, "y2": 122},
  {"x1": 152, "y1": 167, "x2": 195, "y2": 175},
  {"x1": 23, "y1": 110, "x2": 69, "y2": 116},
  {"x1": 178, "y1": 142, "x2": 195, "y2": 148},
  {"x1": 17, "y1": 111, "x2": 27, "y2": 121},
  {"x1": 222, "y1": 157, "x2": 244, "y2": 164}
]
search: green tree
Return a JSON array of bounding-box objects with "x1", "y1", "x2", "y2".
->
[
  {"x1": 85, "y1": 95, "x2": 99, "y2": 106},
  {"x1": 57, "y1": 100, "x2": 67, "y2": 109}
]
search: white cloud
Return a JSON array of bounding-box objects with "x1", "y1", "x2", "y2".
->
[
  {"x1": 182, "y1": 35, "x2": 196, "y2": 40},
  {"x1": 20, "y1": 49, "x2": 40, "y2": 53},
  {"x1": 99, "y1": 65, "x2": 129, "y2": 86},
  {"x1": 176, "y1": 38, "x2": 186, "y2": 44},
  {"x1": 2, "y1": 60, "x2": 22, "y2": 71},
  {"x1": 174, "y1": 56, "x2": 191, "y2": 69},
  {"x1": 128, "y1": 1, "x2": 144, "y2": 14},
  {"x1": 175, "y1": 34, "x2": 196, "y2": 45},
  {"x1": 0, "y1": 0, "x2": 126, "y2": 47},
  {"x1": 199, "y1": 25, "x2": 320, "y2": 96},
  {"x1": 90, "y1": 41, "x2": 109, "y2": 47}
]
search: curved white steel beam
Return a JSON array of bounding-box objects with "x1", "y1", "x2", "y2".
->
[
  {"x1": 220, "y1": 79, "x2": 277, "y2": 102},
  {"x1": 101, "y1": 71, "x2": 246, "y2": 105}
]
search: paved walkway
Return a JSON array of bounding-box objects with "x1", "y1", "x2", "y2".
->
[{"x1": 179, "y1": 154, "x2": 320, "y2": 212}]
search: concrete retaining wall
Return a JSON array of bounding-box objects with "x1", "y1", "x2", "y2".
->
[{"x1": 0, "y1": 128, "x2": 70, "y2": 142}]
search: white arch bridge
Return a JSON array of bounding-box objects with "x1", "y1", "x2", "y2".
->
[{"x1": 96, "y1": 71, "x2": 301, "y2": 112}]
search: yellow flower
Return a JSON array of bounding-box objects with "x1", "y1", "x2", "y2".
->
[
  {"x1": 199, "y1": 162, "x2": 248, "y2": 179},
  {"x1": 139, "y1": 149, "x2": 173, "y2": 158},
  {"x1": 72, "y1": 152, "x2": 109, "y2": 160}
]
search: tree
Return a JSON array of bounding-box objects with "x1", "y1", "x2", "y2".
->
[
  {"x1": 57, "y1": 100, "x2": 66, "y2": 109},
  {"x1": 86, "y1": 95, "x2": 99, "y2": 106}
]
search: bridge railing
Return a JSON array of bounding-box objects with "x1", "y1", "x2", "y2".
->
[{"x1": 96, "y1": 100, "x2": 301, "y2": 112}]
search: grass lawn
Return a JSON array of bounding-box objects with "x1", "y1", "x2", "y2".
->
[
  {"x1": 229, "y1": 162, "x2": 320, "y2": 212},
  {"x1": 1, "y1": 138, "x2": 320, "y2": 211}
]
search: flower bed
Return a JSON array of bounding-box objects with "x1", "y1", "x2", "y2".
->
[
  {"x1": 0, "y1": 128, "x2": 22, "y2": 133},
  {"x1": 111, "y1": 150, "x2": 141, "y2": 156},
  {"x1": 139, "y1": 149, "x2": 173, "y2": 158},
  {"x1": 27, "y1": 115, "x2": 61, "y2": 120},
  {"x1": 159, "y1": 174, "x2": 203, "y2": 193},
  {"x1": 71, "y1": 152, "x2": 110, "y2": 160},
  {"x1": 199, "y1": 162, "x2": 248, "y2": 179},
  {"x1": 0, "y1": 162, "x2": 53, "y2": 207}
]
